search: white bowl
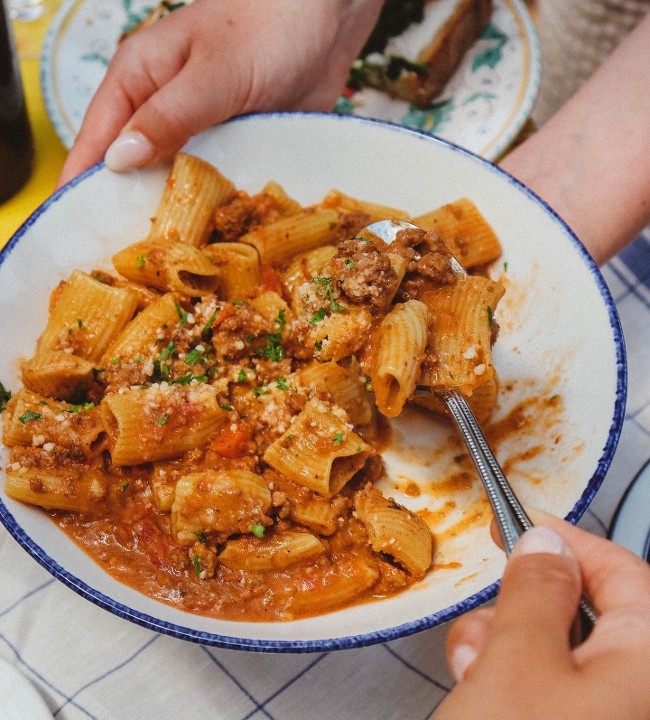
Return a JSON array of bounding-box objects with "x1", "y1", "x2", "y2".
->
[{"x1": 0, "y1": 113, "x2": 626, "y2": 651}]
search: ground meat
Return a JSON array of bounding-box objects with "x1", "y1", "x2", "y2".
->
[
  {"x1": 390, "y1": 227, "x2": 456, "y2": 300},
  {"x1": 9, "y1": 445, "x2": 84, "y2": 469},
  {"x1": 212, "y1": 191, "x2": 281, "y2": 243},
  {"x1": 391, "y1": 227, "x2": 455, "y2": 279},
  {"x1": 103, "y1": 359, "x2": 151, "y2": 393},
  {"x1": 329, "y1": 237, "x2": 398, "y2": 308},
  {"x1": 211, "y1": 303, "x2": 276, "y2": 360},
  {"x1": 327, "y1": 210, "x2": 373, "y2": 245}
]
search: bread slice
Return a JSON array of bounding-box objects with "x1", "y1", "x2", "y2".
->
[{"x1": 349, "y1": 0, "x2": 493, "y2": 108}]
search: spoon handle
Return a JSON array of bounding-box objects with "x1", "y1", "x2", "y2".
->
[{"x1": 438, "y1": 388, "x2": 597, "y2": 642}]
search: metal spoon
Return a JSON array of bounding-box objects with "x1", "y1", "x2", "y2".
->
[{"x1": 363, "y1": 219, "x2": 597, "y2": 641}]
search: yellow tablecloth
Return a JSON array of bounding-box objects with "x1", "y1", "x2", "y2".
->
[{"x1": 0, "y1": 5, "x2": 67, "y2": 250}]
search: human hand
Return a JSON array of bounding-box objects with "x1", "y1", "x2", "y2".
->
[
  {"x1": 434, "y1": 516, "x2": 650, "y2": 719},
  {"x1": 57, "y1": 0, "x2": 382, "y2": 187}
]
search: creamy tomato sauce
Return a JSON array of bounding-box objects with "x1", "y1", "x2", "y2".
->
[{"x1": 3, "y1": 156, "x2": 533, "y2": 623}]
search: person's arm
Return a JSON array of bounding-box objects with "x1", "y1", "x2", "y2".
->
[
  {"x1": 434, "y1": 518, "x2": 650, "y2": 719},
  {"x1": 499, "y1": 12, "x2": 650, "y2": 265},
  {"x1": 57, "y1": 0, "x2": 383, "y2": 186}
]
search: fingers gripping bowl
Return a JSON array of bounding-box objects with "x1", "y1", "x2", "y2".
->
[{"x1": 0, "y1": 113, "x2": 625, "y2": 651}]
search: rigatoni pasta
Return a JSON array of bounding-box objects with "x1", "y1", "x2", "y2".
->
[
  {"x1": 1, "y1": 153, "x2": 506, "y2": 622},
  {"x1": 112, "y1": 238, "x2": 221, "y2": 296},
  {"x1": 36, "y1": 270, "x2": 139, "y2": 363},
  {"x1": 148, "y1": 153, "x2": 236, "y2": 247},
  {"x1": 412, "y1": 197, "x2": 503, "y2": 269},
  {"x1": 371, "y1": 300, "x2": 429, "y2": 418},
  {"x1": 263, "y1": 398, "x2": 372, "y2": 497},
  {"x1": 240, "y1": 208, "x2": 339, "y2": 264}
]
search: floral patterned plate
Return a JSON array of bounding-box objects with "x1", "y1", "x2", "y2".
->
[{"x1": 41, "y1": 0, "x2": 540, "y2": 160}]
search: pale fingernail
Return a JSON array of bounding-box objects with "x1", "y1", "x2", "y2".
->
[
  {"x1": 514, "y1": 526, "x2": 566, "y2": 556},
  {"x1": 104, "y1": 131, "x2": 155, "y2": 172},
  {"x1": 449, "y1": 643, "x2": 477, "y2": 682}
]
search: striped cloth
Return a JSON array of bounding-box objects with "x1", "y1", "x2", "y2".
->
[{"x1": 0, "y1": 230, "x2": 648, "y2": 720}]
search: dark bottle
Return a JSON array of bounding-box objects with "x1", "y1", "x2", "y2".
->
[{"x1": 0, "y1": 0, "x2": 34, "y2": 203}]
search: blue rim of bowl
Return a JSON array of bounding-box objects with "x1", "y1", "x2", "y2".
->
[{"x1": 0, "y1": 112, "x2": 628, "y2": 652}]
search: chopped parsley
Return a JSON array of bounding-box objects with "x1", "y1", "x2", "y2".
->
[
  {"x1": 237, "y1": 368, "x2": 248, "y2": 383},
  {"x1": 158, "y1": 340, "x2": 176, "y2": 361},
  {"x1": 276, "y1": 308, "x2": 287, "y2": 329},
  {"x1": 250, "y1": 523, "x2": 265, "y2": 539},
  {"x1": 0, "y1": 382, "x2": 10, "y2": 412},
  {"x1": 152, "y1": 359, "x2": 170, "y2": 381},
  {"x1": 185, "y1": 346, "x2": 205, "y2": 365},
  {"x1": 173, "y1": 373, "x2": 207, "y2": 385},
  {"x1": 202, "y1": 306, "x2": 220, "y2": 338},
  {"x1": 192, "y1": 554, "x2": 202, "y2": 576},
  {"x1": 174, "y1": 301, "x2": 188, "y2": 328},
  {"x1": 135, "y1": 254, "x2": 147, "y2": 269},
  {"x1": 66, "y1": 402, "x2": 95, "y2": 413},
  {"x1": 310, "y1": 308, "x2": 328, "y2": 325},
  {"x1": 257, "y1": 332, "x2": 284, "y2": 362},
  {"x1": 313, "y1": 275, "x2": 346, "y2": 313},
  {"x1": 157, "y1": 412, "x2": 171, "y2": 426},
  {"x1": 487, "y1": 306, "x2": 494, "y2": 327},
  {"x1": 332, "y1": 431, "x2": 345, "y2": 446},
  {"x1": 19, "y1": 410, "x2": 42, "y2": 424},
  {"x1": 275, "y1": 377, "x2": 290, "y2": 391}
]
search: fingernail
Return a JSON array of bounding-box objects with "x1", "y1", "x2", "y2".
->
[
  {"x1": 104, "y1": 131, "x2": 155, "y2": 172},
  {"x1": 514, "y1": 526, "x2": 567, "y2": 556},
  {"x1": 449, "y1": 643, "x2": 477, "y2": 682}
]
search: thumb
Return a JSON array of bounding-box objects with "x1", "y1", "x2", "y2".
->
[
  {"x1": 448, "y1": 526, "x2": 582, "y2": 682},
  {"x1": 489, "y1": 527, "x2": 582, "y2": 662}
]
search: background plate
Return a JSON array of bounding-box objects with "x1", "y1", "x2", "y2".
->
[{"x1": 40, "y1": 0, "x2": 540, "y2": 160}]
